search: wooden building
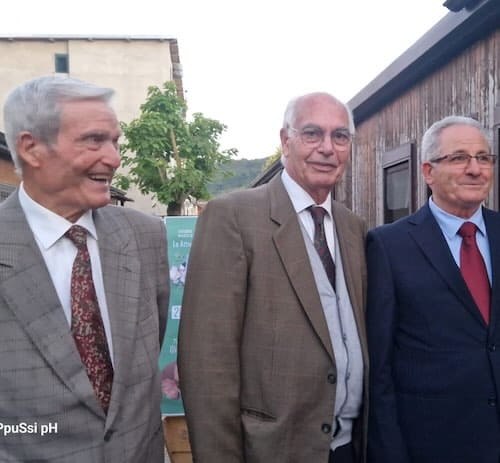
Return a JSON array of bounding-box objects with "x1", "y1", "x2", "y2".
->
[
  {"x1": 344, "y1": 0, "x2": 500, "y2": 229},
  {"x1": 0, "y1": 132, "x2": 17, "y2": 201},
  {"x1": 253, "y1": 0, "x2": 499, "y2": 230}
]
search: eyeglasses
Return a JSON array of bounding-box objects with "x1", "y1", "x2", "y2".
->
[
  {"x1": 429, "y1": 153, "x2": 497, "y2": 167},
  {"x1": 289, "y1": 126, "x2": 353, "y2": 148}
]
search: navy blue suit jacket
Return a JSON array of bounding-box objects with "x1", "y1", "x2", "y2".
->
[{"x1": 366, "y1": 204, "x2": 500, "y2": 463}]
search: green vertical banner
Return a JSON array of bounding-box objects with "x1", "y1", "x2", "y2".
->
[{"x1": 159, "y1": 216, "x2": 197, "y2": 416}]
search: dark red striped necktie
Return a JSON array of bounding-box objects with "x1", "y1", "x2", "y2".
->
[{"x1": 458, "y1": 221, "x2": 490, "y2": 324}]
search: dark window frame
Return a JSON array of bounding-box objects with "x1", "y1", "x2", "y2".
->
[
  {"x1": 54, "y1": 53, "x2": 69, "y2": 73},
  {"x1": 382, "y1": 142, "x2": 416, "y2": 224}
]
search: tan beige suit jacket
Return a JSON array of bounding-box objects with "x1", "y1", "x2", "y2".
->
[{"x1": 178, "y1": 174, "x2": 368, "y2": 463}]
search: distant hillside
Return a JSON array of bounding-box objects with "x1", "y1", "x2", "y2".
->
[{"x1": 207, "y1": 158, "x2": 267, "y2": 197}]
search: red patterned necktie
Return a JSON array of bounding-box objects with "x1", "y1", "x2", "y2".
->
[
  {"x1": 309, "y1": 206, "x2": 336, "y2": 290},
  {"x1": 66, "y1": 225, "x2": 114, "y2": 413},
  {"x1": 458, "y1": 221, "x2": 490, "y2": 324}
]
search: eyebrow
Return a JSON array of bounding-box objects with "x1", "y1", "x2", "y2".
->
[
  {"x1": 450, "y1": 148, "x2": 490, "y2": 154},
  {"x1": 300, "y1": 124, "x2": 350, "y2": 131}
]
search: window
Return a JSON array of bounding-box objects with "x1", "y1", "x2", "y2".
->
[
  {"x1": 382, "y1": 142, "x2": 415, "y2": 224},
  {"x1": 384, "y1": 161, "x2": 410, "y2": 223},
  {"x1": 54, "y1": 54, "x2": 69, "y2": 73}
]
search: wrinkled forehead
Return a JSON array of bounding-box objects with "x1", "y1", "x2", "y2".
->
[
  {"x1": 293, "y1": 95, "x2": 348, "y2": 128},
  {"x1": 439, "y1": 124, "x2": 490, "y2": 153}
]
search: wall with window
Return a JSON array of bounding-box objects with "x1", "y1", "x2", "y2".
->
[
  {"x1": 0, "y1": 36, "x2": 182, "y2": 215},
  {"x1": 344, "y1": 28, "x2": 499, "y2": 229}
]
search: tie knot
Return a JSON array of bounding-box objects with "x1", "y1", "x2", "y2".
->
[
  {"x1": 65, "y1": 225, "x2": 88, "y2": 248},
  {"x1": 458, "y1": 221, "x2": 477, "y2": 239},
  {"x1": 309, "y1": 206, "x2": 327, "y2": 225}
]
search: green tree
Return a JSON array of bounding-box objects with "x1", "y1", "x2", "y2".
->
[
  {"x1": 262, "y1": 146, "x2": 282, "y2": 171},
  {"x1": 115, "y1": 81, "x2": 237, "y2": 215}
]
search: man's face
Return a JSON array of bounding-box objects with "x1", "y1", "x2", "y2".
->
[
  {"x1": 280, "y1": 94, "x2": 351, "y2": 204},
  {"x1": 422, "y1": 124, "x2": 493, "y2": 218},
  {"x1": 21, "y1": 99, "x2": 121, "y2": 222}
]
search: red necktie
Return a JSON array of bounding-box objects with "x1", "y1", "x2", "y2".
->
[
  {"x1": 66, "y1": 225, "x2": 114, "y2": 413},
  {"x1": 458, "y1": 222, "x2": 490, "y2": 324},
  {"x1": 309, "y1": 206, "x2": 336, "y2": 290}
]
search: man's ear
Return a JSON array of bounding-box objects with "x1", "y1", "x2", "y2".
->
[
  {"x1": 16, "y1": 132, "x2": 44, "y2": 168},
  {"x1": 280, "y1": 128, "x2": 289, "y2": 157},
  {"x1": 421, "y1": 162, "x2": 434, "y2": 187}
]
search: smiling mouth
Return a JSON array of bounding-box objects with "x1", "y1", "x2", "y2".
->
[
  {"x1": 88, "y1": 174, "x2": 112, "y2": 184},
  {"x1": 310, "y1": 162, "x2": 336, "y2": 170}
]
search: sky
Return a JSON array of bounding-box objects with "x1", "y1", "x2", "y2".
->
[{"x1": 3, "y1": 0, "x2": 449, "y2": 159}]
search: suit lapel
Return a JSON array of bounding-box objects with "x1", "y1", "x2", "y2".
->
[
  {"x1": 268, "y1": 176, "x2": 334, "y2": 361},
  {"x1": 0, "y1": 192, "x2": 103, "y2": 416},
  {"x1": 93, "y1": 208, "x2": 141, "y2": 427},
  {"x1": 408, "y1": 205, "x2": 486, "y2": 326},
  {"x1": 484, "y1": 209, "x2": 500, "y2": 330},
  {"x1": 332, "y1": 202, "x2": 364, "y2": 312},
  {"x1": 332, "y1": 201, "x2": 367, "y2": 351}
]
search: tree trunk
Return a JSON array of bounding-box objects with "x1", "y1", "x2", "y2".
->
[{"x1": 167, "y1": 201, "x2": 182, "y2": 216}]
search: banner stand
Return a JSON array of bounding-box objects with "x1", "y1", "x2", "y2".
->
[{"x1": 160, "y1": 216, "x2": 197, "y2": 462}]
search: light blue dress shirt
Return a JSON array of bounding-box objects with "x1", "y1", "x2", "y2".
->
[{"x1": 428, "y1": 197, "x2": 492, "y2": 284}]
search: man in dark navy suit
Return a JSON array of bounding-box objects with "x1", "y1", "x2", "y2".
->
[{"x1": 367, "y1": 116, "x2": 500, "y2": 463}]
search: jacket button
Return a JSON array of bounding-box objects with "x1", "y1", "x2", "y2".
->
[
  {"x1": 321, "y1": 423, "x2": 332, "y2": 434},
  {"x1": 488, "y1": 398, "x2": 497, "y2": 407},
  {"x1": 489, "y1": 344, "x2": 496, "y2": 352},
  {"x1": 104, "y1": 429, "x2": 114, "y2": 442},
  {"x1": 327, "y1": 373, "x2": 336, "y2": 384}
]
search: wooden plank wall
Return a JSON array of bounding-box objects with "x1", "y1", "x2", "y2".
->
[{"x1": 340, "y1": 28, "x2": 499, "y2": 230}]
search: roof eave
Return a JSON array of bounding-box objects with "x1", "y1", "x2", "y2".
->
[{"x1": 348, "y1": 0, "x2": 500, "y2": 124}]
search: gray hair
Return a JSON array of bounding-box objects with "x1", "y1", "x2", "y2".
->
[
  {"x1": 282, "y1": 92, "x2": 355, "y2": 135},
  {"x1": 421, "y1": 115, "x2": 491, "y2": 162},
  {"x1": 3, "y1": 75, "x2": 115, "y2": 173}
]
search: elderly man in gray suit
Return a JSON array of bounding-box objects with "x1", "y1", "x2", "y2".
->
[
  {"x1": 178, "y1": 92, "x2": 368, "y2": 463},
  {"x1": 0, "y1": 75, "x2": 169, "y2": 462}
]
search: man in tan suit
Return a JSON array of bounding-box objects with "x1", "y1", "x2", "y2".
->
[{"x1": 178, "y1": 92, "x2": 368, "y2": 463}]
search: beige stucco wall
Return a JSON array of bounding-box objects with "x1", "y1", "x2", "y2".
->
[{"x1": 0, "y1": 37, "x2": 177, "y2": 216}]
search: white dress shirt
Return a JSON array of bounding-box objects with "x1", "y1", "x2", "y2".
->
[
  {"x1": 18, "y1": 183, "x2": 114, "y2": 362},
  {"x1": 281, "y1": 169, "x2": 337, "y2": 263}
]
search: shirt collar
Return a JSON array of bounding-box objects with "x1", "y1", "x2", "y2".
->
[
  {"x1": 428, "y1": 196, "x2": 486, "y2": 239},
  {"x1": 18, "y1": 183, "x2": 98, "y2": 250},
  {"x1": 281, "y1": 169, "x2": 332, "y2": 216}
]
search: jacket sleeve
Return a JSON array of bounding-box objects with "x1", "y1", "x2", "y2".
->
[
  {"x1": 156, "y1": 218, "x2": 170, "y2": 346},
  {"x1": 178, "y1": 198, "x2": 247, "y2": 462},
  {"x1": 366, "y1": 229, "x2": 411, "y2": 463}
]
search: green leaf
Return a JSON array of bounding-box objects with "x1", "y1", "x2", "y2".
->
[{"x1": 115, "y1": 80, "x2": 237, "y2": 214}]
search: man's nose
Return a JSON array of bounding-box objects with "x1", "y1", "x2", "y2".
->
[
  {"x1": 318, "y1": 133, "x2": 335, "y2": 154},
  {"x1": 103, "y1": 141, "x2": 121, "y2": 168},
  {"x1": 465, "y1": 156, "x2": 482, "y2": 174}
]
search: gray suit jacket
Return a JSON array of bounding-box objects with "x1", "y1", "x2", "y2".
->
[
  {"x1": 178, "y1": 174, "x2": 368, "y2": 463},
  {"x1": 0, "y1": 191, "x2": 169, "y2": 462}
]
